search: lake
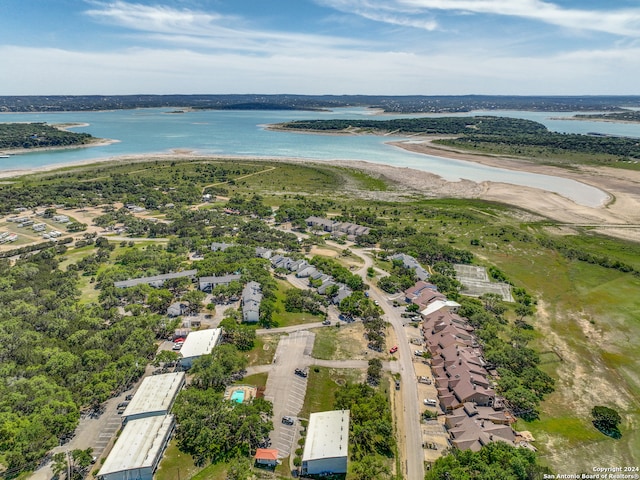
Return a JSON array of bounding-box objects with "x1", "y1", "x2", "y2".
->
[{"x1": 2, "y1": 107, "x2": 636, "y2": 207}]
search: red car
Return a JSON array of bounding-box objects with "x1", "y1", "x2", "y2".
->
[{"x1": 389, "y1": 346, "x2": 398, "y2": 354}]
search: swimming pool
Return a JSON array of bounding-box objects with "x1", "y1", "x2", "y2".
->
[{"x1": 230, "y1": 390, "x2": 245, "y2": 403}]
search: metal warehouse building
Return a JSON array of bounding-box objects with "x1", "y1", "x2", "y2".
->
[
  {"x1": 97, "y1": 415, "x2": 174, "y2": 480},
  {"x1": 121, "y1": 372, "x2": 185, "y2": 423},
  {"x1": 179, "y1": 328, "x2": 222, "y2": 369},
  {"x1": 302, "y1": 410, "x2": 350, "y2": 476}
]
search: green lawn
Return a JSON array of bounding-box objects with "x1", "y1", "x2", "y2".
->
[
  {"x1": 246, "y1": 335, "x2": 279, "y2": 367},
  {"x1": 155, "y1": 440, "x2": 202, "y2": 480},
  {"x1": 239, "y1": 372, "x2": 268, "y2": 389},
  {"x1": 271, "y1": 279, "x2": 325, "y2": 328},
  {"x1": 299, "y1": 367, "x2": 363, "y2": 420}
]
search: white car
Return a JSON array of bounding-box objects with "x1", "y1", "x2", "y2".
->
[{"x1": 424, "y1": 398, "x2": 437, "y2": 406}]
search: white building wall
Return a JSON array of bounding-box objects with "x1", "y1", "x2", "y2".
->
[
  {"x1": 302, "y1": 456, "x2": 348, "y2": 475},
  {"x1": 101, "y1": 466, "x2": 153, "y2": 480}
]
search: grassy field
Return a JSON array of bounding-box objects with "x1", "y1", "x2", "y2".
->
[
  {"x1": 246, "y1": 335, "x2": 280, "y2": 366},
  {"x1": 311, "y1": 322, "x2": 376, "y2": 361},
  {"x1": 155, "y1": 440, "x2": 201, "y2": 480},
  {"x1": 299, "y1": 367, "x2": 364, "y2": 420},
  {"x1": 239, "y1": 372, "x2": 268, "y2": 389},
  {"x1": 271, "y1": 279, "x2": 325, "y2": 328},
  {"x1": 477, "y1": 236, "x2": 640, "y2": 471}
]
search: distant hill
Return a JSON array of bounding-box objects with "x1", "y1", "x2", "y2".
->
[{"x1": 1, "y1": 94, "x2": 640, "y2": 113}]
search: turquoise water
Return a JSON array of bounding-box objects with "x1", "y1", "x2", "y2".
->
[
  {"x1": 1, "y1": 107, "x2": 636, "y2": 207},
  {"x1": 231, "y1": 390, "x2": 245, "y2": 403}
]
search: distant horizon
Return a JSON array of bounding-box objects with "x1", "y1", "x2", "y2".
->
[
  {"x1": 3, "y1": 94, "x2": 640, "y2": 98},
  {"x1": 2, "y1": 1, "x2": 640, "y2": 96}
]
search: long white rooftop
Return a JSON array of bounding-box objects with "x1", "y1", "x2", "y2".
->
[
  {"x1": 420, "y1": 299, "x2": 461, "y2": 317},
  {"x1": 302, "y1": 410, "x2": 350, "y2": 462},
  {"x1": 121, "y1": 372, "x2": 185, "y2": 420},
  {"x1": 98, "y1": 415, "x2": 174, "y2": 476},
  {"x1": 180, "y1": 328, "x2": 222, "y2": 359}
]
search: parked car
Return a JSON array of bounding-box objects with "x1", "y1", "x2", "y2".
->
[
  {"x1": 172, "y1": 343, "x2": 183, "y2": 350},
  {"x1": 414, "y1": 350, "x2": 424, "y2": 356},
  {"x1": 395, "y1": 380, "x2": 401, "y2": 390},
  {"x1": 374, "y1": 300, "x2": 379, "y2": 306},
  {"x1": 389, "y1": 345, "x2": 398, "y2": 354},
  {"x1": 424, "y1": 398, "x2": 437, "y2": 406},
  {"x1": 294, "y1": 368, "x2": 308, "y2": 378},
  {"x1": 322, "y1": 319, "x2": 331, "y2": 326},
  {"x1": 282, "y1": 416, "x2": 295, "y2": 425}
]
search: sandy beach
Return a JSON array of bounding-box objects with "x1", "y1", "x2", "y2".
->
[{"x1": 1, "y1": 142, "x2": 639, "y2": 242}]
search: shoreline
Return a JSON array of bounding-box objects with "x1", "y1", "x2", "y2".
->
[
  {"x1": 0, "y1": 146, "x2": 638, "y2": 242},
  {"x1": 0, "y1": 138, "x2": 119, "y2": 157}
]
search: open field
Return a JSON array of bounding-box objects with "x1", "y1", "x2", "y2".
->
[
  {"x1": 271, "y1": 279, "x2": 325, "y2": 327},
  {"x1": 299, "y1": 367, "x2": 364, "y2": 420}
]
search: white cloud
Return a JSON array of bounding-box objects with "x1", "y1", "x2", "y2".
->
[
  {"x1": 1, "y1": 43, "x2": 638, "y2": 95},
  {"x1": 319, "y1": 0, "x2": 640, "y2": 36},
  {"x1": 83, "y1": 1, "x2": 370, "y2": 53}
]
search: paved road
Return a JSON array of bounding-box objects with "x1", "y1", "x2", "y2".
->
[
  {"x1": 263, "y1": 330, "x2": 315, "y2": 458},
  {"x1": 347, "y1": 247, "x2": 425, "y2": 480},
  {"x1": 257, "y1": 321, "x2": 325, "y2": 335}
]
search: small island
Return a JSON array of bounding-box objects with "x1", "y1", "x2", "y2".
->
[
  {"x1": 572, "y1": 110, "x2": 640, "y2": 123},
  {"x1": 0, "y1": 122, "x2": 99, "y2": 154}
]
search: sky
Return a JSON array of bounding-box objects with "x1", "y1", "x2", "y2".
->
[{"x1": 0, "y1": 0, "x2": 639, "y2": 95}]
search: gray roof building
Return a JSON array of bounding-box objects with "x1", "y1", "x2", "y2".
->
[
  {"x1": 242, "y1": 281, "x2": 262, "y2": 323},
  {"x1": 114, "y1": 269, "x2": 197, "y2": 289},
  {"x1": 199, "y1": 274, "x2": 242, "y2": 292}
]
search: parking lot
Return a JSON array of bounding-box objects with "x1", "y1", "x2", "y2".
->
[
  {"x1": 263, "y1": 330, "x2": 315, "y2": 457},
  {"x1": 404, "y1": 323, "x2": 451, "y2": 464}
]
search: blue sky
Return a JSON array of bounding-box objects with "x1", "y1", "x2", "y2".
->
[{"x1": 0, "y1": 0, "x2": 639, "y2": 95}]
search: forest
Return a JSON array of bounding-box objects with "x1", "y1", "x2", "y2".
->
[
  {"x1": 0, "y1": 123, "x2": 94, "y2": 150},
  {"x1": 1, "y1": 94, "x2": 639, "y2": 113}
]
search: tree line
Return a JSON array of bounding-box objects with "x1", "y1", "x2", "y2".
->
[{"x1": 0, "y1": 123, "x2": 94, "y2": 150}]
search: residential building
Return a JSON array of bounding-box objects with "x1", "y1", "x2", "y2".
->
[
  {"x1": 302, "y1": 410, "x2": 350, "y2": 476},
  {"x1": 211, "y1": 242, "x2": 234, "y2": 251},
  {"x1": 179, "y1": 328, "x2": 223, "y2": 369},
  {"x1": 113, "y1": 269, "x2": 197, "y2": 289},
  {"x1": 198, "y1": 274, "x2": 242, "y2": 292},
  {"x1": 121, "y1": 372, "x2": 185, "y2": 423},
  {"x1": 242, "y1": 281, "x2": 262, "y2": 323},
  {"x1": 166, "y1": 302, "x2": 187, "y2": 317},
  {"x1": 389, "y1": 253, "x2": 430, "y2": 281},
  {"x1": 254, "y1": 448, "x2": 279, "y2": 467},
  {"x1": 97, "y1": 415, "x2": 174, "y2": 480}
]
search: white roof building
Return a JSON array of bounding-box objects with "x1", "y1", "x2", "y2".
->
[
  {"x1": 97, "y1": 415, "x2": 174, "y2": 480},
  {"x1": 179, "y1": 328, "x2": 222, "y2": 368},
  {"x1": 302, "y1": 410, "x2": 350, "y2": 476},
  {"x1": 122, "y1": 372, "x2": 185, "y2": 423},
  {"x1": 420, "y1": 299, "x2": 461, "y2": 317}
]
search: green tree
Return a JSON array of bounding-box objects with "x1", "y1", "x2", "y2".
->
[
  {"x1": 226, "y1": 456, "x2": 252, "y2": 479},
  {"x1": 592, "y1": 405, "x2": 622, "y2": 438},
  {"x1": 367, "y1": 358, "x2": 383, "y2": 386},
  {"x1": 351, "y1": 455, "x2": 391, "y2": 480}
]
